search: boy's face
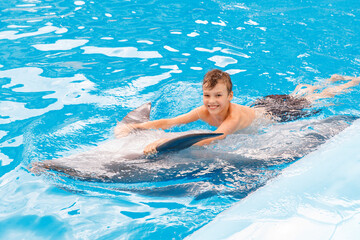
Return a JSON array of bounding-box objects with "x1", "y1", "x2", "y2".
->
[{"x1": 203, "y1": 82, "x2": 233, "y2": 114}]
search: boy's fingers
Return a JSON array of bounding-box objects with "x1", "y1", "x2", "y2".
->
[{"x1": 143, "y1": 144, "x2": 158, "y2": 155}]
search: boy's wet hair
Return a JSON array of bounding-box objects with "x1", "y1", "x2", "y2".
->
[{"x1": 203, "y1": 69, "x2": 232, "y2": 93}]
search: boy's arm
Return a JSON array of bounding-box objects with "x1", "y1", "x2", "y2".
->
[
  {"x1": 115, "y1": 107, "x2": 201, "y2": 138},
  {"x1": 138, "y1": 109, "x2": 199, "y2": 129},
  {"x1": 135, "y1": 107, "x2": 200, "y2": 130}
]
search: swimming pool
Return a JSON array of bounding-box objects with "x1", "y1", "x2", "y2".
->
[{"x1": 1, "y1": 0, "x2": 360, "y2": 239}]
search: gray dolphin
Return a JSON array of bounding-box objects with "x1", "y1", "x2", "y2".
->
[
  {"x1": 30, "y1": 103, "x2": 223, "y2": 180},
  {"x1": 29, "y1": 103, "x2": 358, "y2": 199}
]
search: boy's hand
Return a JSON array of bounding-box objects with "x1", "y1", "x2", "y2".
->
[
  {"x1": 114, "y1": 123, "x2": 134, "y2": 138},
  {"x1": 143, "y1": 138, "x2": 169, "y2": 155}
]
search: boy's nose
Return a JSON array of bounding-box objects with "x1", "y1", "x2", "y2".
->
[{"x1": 209, "y1": 97, "x2": 217, "y2": 102}]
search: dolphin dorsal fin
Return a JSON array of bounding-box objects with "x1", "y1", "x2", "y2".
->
[{"x1": 120, "y1": 102, "x2": 152, "y2": 124}]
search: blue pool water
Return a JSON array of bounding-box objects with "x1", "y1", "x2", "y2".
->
[{"x1": 1, "y1": 0, "x2": 360, "y2": 239}]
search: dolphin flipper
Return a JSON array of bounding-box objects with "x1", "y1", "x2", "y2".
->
[{"x1": 156, "y1": 133, "x2": 223, "y2": 153}]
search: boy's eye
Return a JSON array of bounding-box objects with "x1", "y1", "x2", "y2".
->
[{"x1": 204, "y1": 94, "x2": 209, "y2": 97}]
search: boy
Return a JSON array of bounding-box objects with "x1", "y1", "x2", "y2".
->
[
  {"x1": 114, "y1": 69, "x2": 359, "y2": 155},
  {"x1": 115, "y1": 69, "x2": 256, "y2": 154}
]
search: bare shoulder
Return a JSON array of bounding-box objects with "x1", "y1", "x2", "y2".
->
[
  {"x1": 229, "y1": 103, "x2": 255, "y2": 117},
  {"x1": 196, "y1": 105, "x2": 208, "y2": 119},
  {"x1": 228, "y1": 103, "x2": 256, "y2": 129}
]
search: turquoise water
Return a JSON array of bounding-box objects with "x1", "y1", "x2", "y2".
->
[{"x1": 1, "y1": 0, "x2": 360, "y2": 239}]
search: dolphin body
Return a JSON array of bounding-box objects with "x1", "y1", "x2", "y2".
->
[
  {"x1": 30, "y1": 103, "x2": 358, "y2": 199},
  {"x1": 31, "y1": 103, "x2": 224, "y2": 181}
]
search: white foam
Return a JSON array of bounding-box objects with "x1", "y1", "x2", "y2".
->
[
  {"x1": 187, "y1": 32, "x2": 199, "y2": 37},
  {"x1": 132, "y1": 69, "x2": 181, "y2": 89},
  {"x1": 0, "y1": 25, "x2": 68, "y2": 40},
  {"x1": 195, "y1": 20, "x2": 208, "y2": 25},
  {"x1": 0, "y1": 67, "x2": 106, "y2": 124},
  {"x1": 190, "y1": 67, "x2": 203, "y2": 71},
  {"x1": 164, "y1": 45, "x2": 179, "y2": 52},
  {"x1": 244, "y1": 20, "x2": 259, "y2": 26},
  {"x1": 0, "y1": 135, "x2": 23, "y2": 148},
  {"x1": 74, "y1": 1, "x2": 85, "y2": 6},
  {"x1": 137, "y1": 40, "x2": 154, "y2": 45},
  {"x1": 81, "y1": 46, "x2": 162, "y2": 59},
  {"x1": 208, "y1": 55, "x2": 237, "y2": 68},
  {"x1": 211, "y1": 20, "x2": 226, "y2": 26},
  {"x1": 195, "y1": 47, "x2": 221, "y2": 53},
  {"x1": 0, "y1": 152, "x2": 13, "y2": 166},
  {"x1": 226, "y1": 69, "x2": 246, "y2": 75},
  {"x1": 33, "y1": 39, "x2": 89, "y2": 51}
]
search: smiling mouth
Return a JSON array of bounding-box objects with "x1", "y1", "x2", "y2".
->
[{"x1": 208, "y1": 105, "x2": 219, "y2": 110}]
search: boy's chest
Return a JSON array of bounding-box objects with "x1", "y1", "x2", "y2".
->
[{"x1": 202, "y1": 115, "x2": 225, "y2": 127}]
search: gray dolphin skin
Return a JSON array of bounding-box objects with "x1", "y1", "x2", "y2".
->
[
  {"x1": 30, "y1": 103, "x2": 358, "y2": 199},
  {"x1": 30, "y1": 103, "x2": 224, "y2": 179},
  {"x1": 120, "y1": 102, "x2": 152, "y2": 124}
]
